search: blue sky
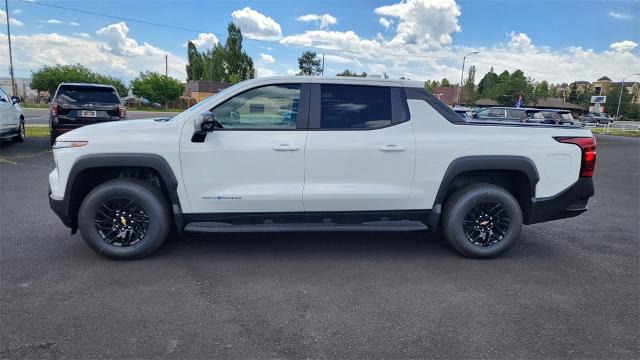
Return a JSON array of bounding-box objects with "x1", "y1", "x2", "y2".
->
[{"x1": 1, "y1": 0, "x2": 639, "y2": 84}]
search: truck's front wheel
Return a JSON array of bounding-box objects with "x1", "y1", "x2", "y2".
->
[
  {"x1": 441, "y1": 183, "x2": 522, "y2": 258},
  {"x1": 77, "y1": 179, "x2": 171, "y2": 259}
]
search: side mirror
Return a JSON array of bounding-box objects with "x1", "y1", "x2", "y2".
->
[
  {"x1": 11, "y1": 96, "x2": 20, "y2": 104},
  {"x1": 191, "y1": 111, "x2": 223, "y2": 143},
  {"x1": 47, "y1": 96, "x2": 53, "y2": 103}
]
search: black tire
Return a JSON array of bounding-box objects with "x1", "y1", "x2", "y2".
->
[
  {"x1": 12, "y1": 120, "x2": 25, "y2": 142},
  {"x1": 77, "y1": 178, "x2": 171, "y2": 259},
  {"x1": 441, "y1": 183, "x2": 523, "y2": 258}
]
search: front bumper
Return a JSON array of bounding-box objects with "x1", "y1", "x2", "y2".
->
[
  {"x1": 526, "y1": 177, "x2": 594, "y2": 224},
  {"x1": 48, "y1": 185, "x2": 72, "y2": 228}
]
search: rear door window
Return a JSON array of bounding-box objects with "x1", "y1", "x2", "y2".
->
[
  {"x1": 507, "y1": 109, "x2": 525, "y2": 118},
  {"x1": 56, "y1": 86, "x2": 121, "y2": 104},
  {"x1": 320, "y1": 85, "x2": 392, "y2": 129}
]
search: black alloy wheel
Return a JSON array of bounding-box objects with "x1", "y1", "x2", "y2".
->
[
  {"x1": 462, "y1": 201, "x2": 510, "y2": 247},
  {"x1": 94, "y1": 198, "x2": 150, "y2": 247}
]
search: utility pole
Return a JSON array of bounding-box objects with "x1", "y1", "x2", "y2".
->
[
  {"x1": 457, "y1": 51, "x2": 479, "y2": 106},
  {"x1": 5, "y1": 0, "x2": 16, "y2": 97},
  {"x1": 164, "y1": 54, "x2": 168, "y2": 77},
  {"x1": 616, "y1": 73, "x2": 640, "y2": 120},
  {"x1": 321, "y1": 53, "x2": 324, "y2": 76}
]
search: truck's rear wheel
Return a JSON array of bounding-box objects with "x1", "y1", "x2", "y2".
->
[
  {"x1": 77, "y1": 179, "x2": 171, "y2": 259},
  {"x1": 441, "y1": 183, "x2": 522, "y2": 258}
]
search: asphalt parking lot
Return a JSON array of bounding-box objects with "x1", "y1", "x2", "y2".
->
[
  {"x1": 21, "y1": 108, "x2": 178, "y2": 125},
  {"x1": 0, "y1": 134, "x2": 638, "y2": 359}
]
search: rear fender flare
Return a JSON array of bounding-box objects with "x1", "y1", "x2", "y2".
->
[{"x1": 428, "y1": 155, "x2": 539, "y2": 230}]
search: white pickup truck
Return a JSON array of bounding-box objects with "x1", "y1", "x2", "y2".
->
[{"x1": 49, "y1": 77, "x2": 596, "y2": 259}]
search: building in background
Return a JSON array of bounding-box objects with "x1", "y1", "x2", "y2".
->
[
  {"x1": 184, "y1": 81, "x2": 232, "y2": 103},
  {"x1": 0, "y1": 77, "x2": 39, "y2": 99}
]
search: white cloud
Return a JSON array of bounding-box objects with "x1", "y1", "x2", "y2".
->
[
  {"x1": 375, "y1": 0, "x2": 461, "y2": 47},
  {"x1": 286, "y1": 68, "x2": 297, "y2": 76},
  {"x1": 260, "y1": 53, "x2": 276, "y2": 63},
  {"x1": 73, "y1": 32, "x2": 91, "y2": 39},
  {"x1": 609, "y1": 40, "x2": 638, "y2": 52},
  {"x1": 281, "y1": 27, "x2": 640, "y2": 84},
  {"x1": 40, "y1": 19, "x2": 81, "y2": 26},
  {"x1": 256, "y1": 66, "x2": 277, "y2": 77},
  {"x1": 368, "y1": 63, "x2": 386, "y2": 75},
  {"x1": 608, "y1": 11, "x2": 633, "y2": 20},
  {"x1": 190, "y1": 33, "x2": 219, "y2": 48},
  {"x1": 96, "y1": 22, "x2": 168, "y2": 57},
  {"x1": 379, "y1": 17, "x2": 393, "y2": 30},
  {"x1": 324, "y1": 54, "x2": 354, "y2": 64},
  {"x1": 231, "y1": 7, "x2": 282, "y2": 40},
  {"x1": 42, "y1": 19, "x2": 64, "y2": 24},
  {"x1": 0, "y1": 10, "x2": 24, "y2": 26},
  {"x1": 0, "y1": 29, "x2": 186, "y2": 81},
  {"x1": 297, "y1": 14, "x2": 337, "y2": 30},
  {"x1": 507, "y1": 31, "x2": 533, "y2": 51},
  {"x1": 13, "y1": 9, "x2": 23, "y2": 15}
]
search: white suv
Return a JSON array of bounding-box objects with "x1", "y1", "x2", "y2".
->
[
  {"x1": 0, "y1": 88, "x2": 25, "y2": 143},
  {"x1": 49, "y1": 77, "x2": 596, "y2": 259}
]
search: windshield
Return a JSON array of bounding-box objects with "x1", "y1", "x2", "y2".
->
[{"x1": 56, "y1": 86, "x2": 120, "y2": 104}]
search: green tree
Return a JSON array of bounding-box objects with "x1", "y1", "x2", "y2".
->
[
  {"x1": 185, "y1": 23, "x2": 255, "y2": 84},
  {"x1": 567, "y1": 83, "x2": 578, "y2": 103},
  {"x1": 606, "y1": 83, "x2": 632, "y2": 117},
  {"x1": 130, "y1": 71, "x2": 184, "y2": 107},
  {"x1": 462, "y1": 65, "x2": 477, "y2": 104},
  {"x1": 424, "y1": 80, "x2": 440, "y2": 92},
  {"x1": 625, "y1": 104, "x2": 640, "y2": 120},
  {"x1": 478, "y1": 68, "x2": 499, "y2": 98},
  {"x1": 441, "y1": 78, "x2": 453, "y2": 87},
  {"x1": 535, "y1": 80, "x2": 550, "y2": 99},
  {"x1": 223, "y1": 23, "x2": 255, "y2": 82},
  {"x1": 31, "y1": 64, "x2": 127, "y2": 96},
  {"x1": 337, "y1": 69, "x2": 367, "y2": 77},
  {"x1": 297, "y1": 51, "x2": 323, "y2": 75},
  {"x1": 186, "y1": 41, "x2": 204, "y2": 81}
]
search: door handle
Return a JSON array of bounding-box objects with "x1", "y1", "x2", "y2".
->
[
  {"x1": 378, "y1": 144, "x2": 406, "y2": 152},
  {"x1": 272, "y1": 144, "x2": 300, "y2": 151}
]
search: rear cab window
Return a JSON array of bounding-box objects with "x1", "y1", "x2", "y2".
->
[{"x1": 56, "y1": 85, "x2": 121, "y2": 104}]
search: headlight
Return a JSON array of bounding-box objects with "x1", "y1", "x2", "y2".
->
[{"x1": 52, "y1": 141, "x2": 88, "y2": 149}]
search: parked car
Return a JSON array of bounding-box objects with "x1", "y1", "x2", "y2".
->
[
  {"x1": 0, "y1": 88, "x2": 25, "y2": 142},
  {"x1": 540, "y1": 109, "x2": 575, "y2": 125},
  {"x1": 49, "y1": 83, "x2": 126, "y2": 146},
  {"x1": 453, "y1": 107, "x2": 474, "y2": 120},
  {"x1": 581, "y1": 112, "x2": 612, "y2": 126},
  {"x1": 475, "y1": 107, "x2": 546, "y2": 123},
  {"x1": 49, "y1": 77, "x2": 596, "y2": 260}
]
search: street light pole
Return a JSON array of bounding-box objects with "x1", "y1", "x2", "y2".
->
[
  {"x1": 5, "y1": 0, "x2": 16, "y2": 97},
  {"x1": 457, "y1": 51, "x2": 479, "y2": 106},
  {"x1": 615, "y1": 73, "x2": 640, "y2": 120}
]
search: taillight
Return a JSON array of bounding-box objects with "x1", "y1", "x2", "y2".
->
[
  {"x1": 118, "y1": 105, "x2": 126, "y2": 118},
  {"x1": 50, "y1": 101, "x2": 59, "y2": 116},
  {"x1": 555, "y1": 137, "x2": 597, "y2": 177}
]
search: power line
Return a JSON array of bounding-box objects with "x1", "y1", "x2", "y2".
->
[
  {"x1": 19, "y1": 0, "x2": 570, "y2": 78},
  {"x1": 18, "y1": 0, "x2": 458, "y2": 61}
]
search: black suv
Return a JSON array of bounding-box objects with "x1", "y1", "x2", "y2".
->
[
  {"x1": 540, "y1": 109, "x2": 575, "y2": 125},
  {"x1": 49, "y1": 83, "x2": 126, "y2": 145}
]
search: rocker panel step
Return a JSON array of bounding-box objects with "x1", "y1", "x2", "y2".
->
[{"x1": 184, "y1": 220, "x2": 428, "y2": 233}]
